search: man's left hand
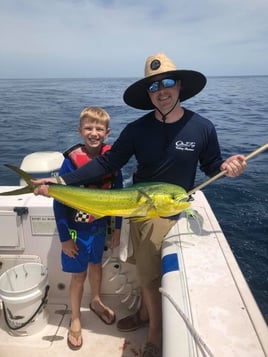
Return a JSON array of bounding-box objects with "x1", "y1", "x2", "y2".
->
[{"x1": 220, "y1": 155, "x2": 247, "y2": 177}]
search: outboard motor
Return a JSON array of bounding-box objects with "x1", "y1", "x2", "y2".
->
[{"x1": 19, "y1": 151, "x2": 64, "y2": 186}]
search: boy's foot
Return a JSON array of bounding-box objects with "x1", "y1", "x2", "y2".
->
[{"x1": 67, "y1": 326, "x2": 83, "y2": 350}]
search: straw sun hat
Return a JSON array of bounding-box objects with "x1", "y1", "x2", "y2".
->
[{"x1": 123, "y1": 52, "x2": 207, "y2": 110}]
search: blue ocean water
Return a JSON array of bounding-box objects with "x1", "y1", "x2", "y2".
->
[{"x1": 0, "y1": 77, "x2": 267, "y2": 323}]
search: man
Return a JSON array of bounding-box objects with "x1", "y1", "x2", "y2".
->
[{"x1": 33, "y1": 53, "x2": 246, "y2": 357}]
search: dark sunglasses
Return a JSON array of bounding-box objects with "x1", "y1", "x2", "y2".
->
[{"x1": 147, "y1": 78, "x2": 177, "y2": 93}]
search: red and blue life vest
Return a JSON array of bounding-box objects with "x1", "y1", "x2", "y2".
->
[{"x1": 64, "y1": 143, "x2": 115, "y2": 223}]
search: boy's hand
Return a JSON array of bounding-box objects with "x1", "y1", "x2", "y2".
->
[{"x1": 62, "y1": 239, "x2": 78, "y2": 258}]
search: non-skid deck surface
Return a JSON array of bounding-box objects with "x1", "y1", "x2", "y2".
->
[{"x1": 0, "y1": 296, "x2": 146, "y2": 357}]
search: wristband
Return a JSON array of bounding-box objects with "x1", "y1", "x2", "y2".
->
[{"x1": 56, "y1": 176, "x2": 62, "y2": 184}]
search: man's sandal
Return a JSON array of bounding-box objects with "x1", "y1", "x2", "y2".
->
[{"x1": 90, "y1": 303, "x2": 116, "y2": 325}]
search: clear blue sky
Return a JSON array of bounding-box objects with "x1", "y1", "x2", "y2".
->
[{"x1": 1, "y1": 0, "x2": 267, "y2": 78}]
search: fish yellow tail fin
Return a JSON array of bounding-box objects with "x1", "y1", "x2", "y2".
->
[{"x1": 0, "y1": 164, "x2": 35, "y2": 195}]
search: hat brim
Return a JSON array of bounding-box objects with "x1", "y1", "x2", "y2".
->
[{"x1": 123, "y1": 70, "x2": 207, "y2": 110}]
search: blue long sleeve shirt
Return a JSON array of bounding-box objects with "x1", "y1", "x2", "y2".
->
[{"x1": 62, "y1": 109, "x2": 224, "y2": 192}]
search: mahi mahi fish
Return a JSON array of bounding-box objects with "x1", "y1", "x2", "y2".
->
[{"x1": 0, "y1": 164, "x2": 191, "y2": 221}]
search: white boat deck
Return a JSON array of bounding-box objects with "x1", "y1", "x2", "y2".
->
[
  {"x1": 0, "y1": 187, "x2": 267, "y2": 357},
  {"x1": 0, "y1": 295, "x2": 146, "y2": 357},
  {"x1": 161, "y1": 191, "x2": 268, "y2": 357}
]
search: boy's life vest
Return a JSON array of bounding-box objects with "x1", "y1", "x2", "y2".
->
[{"x1": 63, "y1": 143, "x2": 116, "y2": 223}]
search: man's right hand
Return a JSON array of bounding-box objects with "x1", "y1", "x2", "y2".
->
[{"x1": 31, "y1": 176, "x2": 65, "y2": 196}]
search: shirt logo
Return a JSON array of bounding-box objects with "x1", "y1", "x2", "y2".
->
[
  {"x1": 68, "y1": 228, "x2": 77, "y2": 242},
  {"x1": 175, "y1": 141, "x2": 195, "y2": 151}
]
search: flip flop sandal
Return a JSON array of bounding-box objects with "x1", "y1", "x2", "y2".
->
[
  {"x1": 90, "y1": 303, "x2": 116, "y2": 325},
  {"x1": 67, "y1": 326, "x2": 83, "y2": 350}
]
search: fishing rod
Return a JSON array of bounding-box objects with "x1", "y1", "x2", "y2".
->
[{"x1": 188, "y1": 142, "x2": 268, "y2": 196}]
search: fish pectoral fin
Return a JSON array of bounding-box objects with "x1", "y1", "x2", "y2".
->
[
  {"x1": 136, "y1": 189, "x2": 157, "y2": 209},
  {"x1": 129, "y1": 200, "x2": 155, "y2": 218},
  {"x1": 137, "y1": 188, "x2": 153, "y2": 202},
  {"x1": 126, "y1": 188, "x2": 158, "y2": 221}
]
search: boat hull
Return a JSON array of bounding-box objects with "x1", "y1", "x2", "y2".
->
[{"x1": 0, "y1": 187, "x2": 267, "y2": 356}]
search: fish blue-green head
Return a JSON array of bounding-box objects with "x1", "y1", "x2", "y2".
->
[
  {"x1": 156, "y1": 184, "x2": 190, "y2": 217},
  {"x1": 132, "y1": 182, "x2": 190, "y2": 218}
]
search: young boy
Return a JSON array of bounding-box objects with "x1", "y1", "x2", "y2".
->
[{"x1": 53, "y1": 106, "x2": 122, "y2": 350}]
